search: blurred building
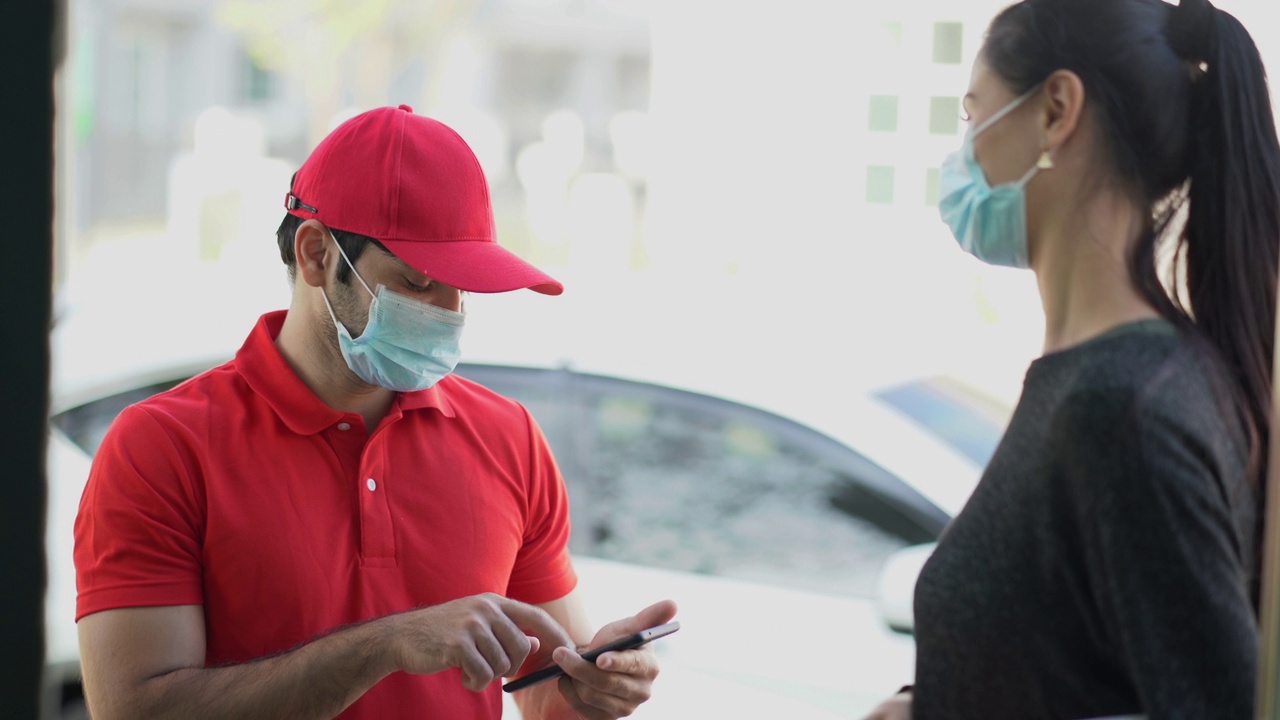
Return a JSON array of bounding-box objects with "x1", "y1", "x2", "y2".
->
[
  {"x1": 62, "y1": 0, "x2": 1279, "y2": 276},
  {"x1": 638, "y1": 0, "x2": 1009, "y2": 279},
  {"x1": 63, "y1": 0, "x2": 652, "y2": 274}
]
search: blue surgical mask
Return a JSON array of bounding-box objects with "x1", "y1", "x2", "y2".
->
[
  {"x1": 322, "y1": 235, "x2": 465, "y2": 392},
  {"x1": 938, "y1": 86, "x2": 1043, "y2": 268}
]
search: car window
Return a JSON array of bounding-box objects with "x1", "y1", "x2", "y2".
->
[
  {"x1": 53, "y1": 365, "x2": 945, "y2": 600},
  {"x1": 50, "y1": 380, "x2": 187, "y2": 456},
  {"x1": 456, "y1": 364, "x2": 943, "y2": 599}
]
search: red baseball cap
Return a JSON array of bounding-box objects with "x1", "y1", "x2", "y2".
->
[{"x1": 284, "y1": 104, "x2": 563, "y2": 295}]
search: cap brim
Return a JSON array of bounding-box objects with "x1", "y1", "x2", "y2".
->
[{"x1": 378, "y1": 238, "x2": 564, "y2": 296}]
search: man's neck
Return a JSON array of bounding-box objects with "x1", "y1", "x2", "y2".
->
[{"x1": 275, "y1": 303, "x2": 396, "y2": 432}]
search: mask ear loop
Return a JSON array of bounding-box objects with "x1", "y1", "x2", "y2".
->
[
  {"x1": 319, "y1": 286, "x2": 352, "y2": 340},
  {"x1": 970, "y1": 83, "x2": 1044, "y2": 138},
  {"x1": 322, "y1": 231, "x2": 378, "y2": 342},
  {"x1": 329, "y1": 231, "x2": 377, "y2": 300},
  {"x1": 968, "y1": 84, "x2": 1047, "y2": 190},
  {"x1": 1012, "y1": 162, "x2": 1042, "y2": 189}
]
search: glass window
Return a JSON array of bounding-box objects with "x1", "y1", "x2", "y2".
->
[
  {"x1": 868, "y1": 95, "x2": 899, "y2": 133},
  {"x1": 929, "y1": 96, "x2": 961, "y2": 135},
  {"x1": 53, "y1": 361, "x2": 949, "y2": 605},
  {"x1": 932, "y1": 22, "x2": 963, "y2": 64},
  {"x1": 866, "y1": 165, "x2": 895, "y2": 204},
  {"x1": 243, "y1": 55, "x2": 273, "y2": 104},
  {"x1": 880, "y1": 21, "x2": 903, "y2": 51},
  {"x1": 570, "y1": 384, "x2": 918, "y2": 597},
  {"x1": 455, "y1": 364, "x2": 942, "y2": 599},
  {"x1": 925, "y1": 167, "x2": 941, "y2": 207}
]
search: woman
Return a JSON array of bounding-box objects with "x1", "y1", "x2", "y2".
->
[{"x1": 865, "y1": 0, "x2": 1277, "y2": 718}]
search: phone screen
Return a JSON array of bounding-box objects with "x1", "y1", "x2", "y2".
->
[{"x1": 501, "y1": 621, "x2": 680, "y2": 693}]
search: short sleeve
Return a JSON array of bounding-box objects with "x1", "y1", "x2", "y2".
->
[
  {"x1": 503, "y1": 406, "x2": 577, "y2": 604},
  {"x1": 1053, "y1": 389, "x2": 1257, "y2": 719},
  {"x1": 74, "y1": 404, "x2": 206, "y2": 620}
]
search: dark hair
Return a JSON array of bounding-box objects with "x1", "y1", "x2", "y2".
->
[
  {"x1": 275, "y1": 213, "x2": 388, "y2": 285},
  {"x1": 984, "y1": 0, "x2": 1279, "y2": 588}
]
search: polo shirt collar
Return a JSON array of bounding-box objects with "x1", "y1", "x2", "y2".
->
[
  {"x1": 236, "y1": 311, "x2": 456, "y2": 435},
  {"x1": 399, "y1": 383, "x2": 456, "y2": 416}
]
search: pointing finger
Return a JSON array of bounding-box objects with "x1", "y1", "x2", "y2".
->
[{"x1": 497, "y1": 598, "x2": 574, "y2": 651}]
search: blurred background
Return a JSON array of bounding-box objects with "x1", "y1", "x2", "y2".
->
[
  {"x1": 54, "y1": 0, "x2": 1075, "y2": 405},
  {"x1": 42, "y1": 0, "x2": 1280, "y2": 717},
  {"x1": 53, "y1": 0, "x2": 1280, "y2": 367},
  {"x1": 53, "y1": 0, "x2": 1278, "y2": 403}
]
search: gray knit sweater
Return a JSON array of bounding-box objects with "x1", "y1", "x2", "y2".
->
[{"x1": 912, "y1": 320, "x2": 1261, "y2": 720}]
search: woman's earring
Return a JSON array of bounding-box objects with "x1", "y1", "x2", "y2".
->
[{"x1": 1036, "y1": 150, "x2": 1055, "y2": 170}]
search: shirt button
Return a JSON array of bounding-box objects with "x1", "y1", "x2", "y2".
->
[
  {"x1": 337, "y1": 422, "x2": 351, "y2": 431},
  {"x1": 366, "y1": 478, "x2": 377, "y2": 492}
]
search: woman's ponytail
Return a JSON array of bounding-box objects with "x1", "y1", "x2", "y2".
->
[{"x1": 1174, "y1": 0, "x2": 1280, "y2": 493}]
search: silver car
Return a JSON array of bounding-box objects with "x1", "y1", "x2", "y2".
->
[{"x1": 44, "y1": 300, "x2": 1006, "y2": 719}]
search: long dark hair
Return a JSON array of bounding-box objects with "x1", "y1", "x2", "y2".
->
[{"x1": 983, "y1": 0, "x2": 1279, "y2": 585}]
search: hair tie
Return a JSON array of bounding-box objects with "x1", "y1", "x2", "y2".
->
[{"x1": 1166, "y1": 0, "x2": 1218, "y2": 71}]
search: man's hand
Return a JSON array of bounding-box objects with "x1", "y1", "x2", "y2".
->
[
  {"x1": 78, "y1": 596, "x2": 572, "y2": 720},
  {"x1": 862, "y1": 690, "x2": 912, "y2": 720},
  {"x1": 386, "y1": 593, "x2": 574, "y2": 692},
  {"x1": 551, "y1": 599, "x2": 678, "y2": 719}
]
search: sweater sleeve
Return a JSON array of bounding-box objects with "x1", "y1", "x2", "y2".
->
[{"x1": 1053, "y1": 388, "x2": 1257, "y2": 720}]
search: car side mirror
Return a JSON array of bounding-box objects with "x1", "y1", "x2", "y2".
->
[{"x1": 873, "y1": 542, "x2": 936, "y2": 635}]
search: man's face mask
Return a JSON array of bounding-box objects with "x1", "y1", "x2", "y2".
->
[{"x1": 321, "y1": 234, "x2": 465, "y2": 392}]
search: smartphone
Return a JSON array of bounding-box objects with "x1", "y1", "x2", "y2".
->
[{"x1": 501, "y1": 621, "x2": 681, "y2": 693}]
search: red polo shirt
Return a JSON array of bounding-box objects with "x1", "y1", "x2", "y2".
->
[{"x1": 75, "y1": 311, "x2": 578, "y2": 718}]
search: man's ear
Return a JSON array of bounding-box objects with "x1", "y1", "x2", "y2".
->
[
  {"x1": 294, "y1": 220, "x2": 332, "y2": 289},
  {"x1": 1041, "y1": 68, "x2": 1085, "y2": 153}
]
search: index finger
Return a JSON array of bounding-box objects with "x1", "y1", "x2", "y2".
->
[{"x1": 496, "y1": 597, "x2": 574, "y2": 651}]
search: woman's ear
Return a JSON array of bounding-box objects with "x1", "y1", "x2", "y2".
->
[
  {"x1": 294, "y1": 220, "x2": 332, "y2": 288},
  {"x1": 1042, "y1": 69, "x2": 1086, "y2": 151}
]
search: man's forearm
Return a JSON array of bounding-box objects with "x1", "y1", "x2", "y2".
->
[{"x1": 96, "y1": 618, "x2": 395, "y2": 720}]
